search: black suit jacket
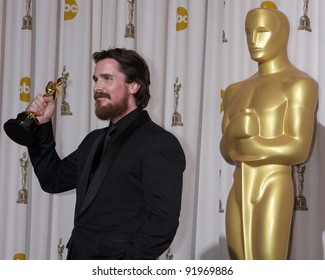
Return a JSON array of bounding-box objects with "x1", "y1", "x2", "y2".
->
[{"x1": 28, "y1": 110, "x2": 186, "y2": 259}]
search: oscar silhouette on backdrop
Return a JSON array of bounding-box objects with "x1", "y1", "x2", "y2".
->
[{"x1": 220, "y1": 2, "x2": 318, "y2": 259}]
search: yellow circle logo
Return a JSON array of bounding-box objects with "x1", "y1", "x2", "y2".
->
[
  {"x1": 64, "y1": 0, "x2": 78, "y2": 21},
  {"x1": 13, "y1": 253, "x2": 26, "y2": 260},
  {"x1": 20, "y1": 77, "x2": 30, "y2": 102},
  {"x1": 176, "y1": 7, "x2": 188, "y2": 31}
]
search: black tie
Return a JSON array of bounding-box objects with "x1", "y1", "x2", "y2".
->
[
  {"x1": 90, "y1": 124, "x2": 116, "y2": 178},
  {"x1": 101, "y1": 124, "x2": 116, "y2": 158}
]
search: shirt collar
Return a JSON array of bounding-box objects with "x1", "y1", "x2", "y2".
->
[{"x1": 110, "y1": 108, "x2": 142, "y2": 137}]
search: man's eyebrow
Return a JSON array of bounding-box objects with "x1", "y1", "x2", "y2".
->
[
  {"x1": 101, "y1": 73, "x2": 113, "y2": 78},
  {"x1": 92, "y1": 73, "x2": 113, "y2": 81}
]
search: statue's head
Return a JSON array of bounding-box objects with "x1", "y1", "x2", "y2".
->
[{"x1": 245, "y1": 2, "x2": 290, "y2": 62}]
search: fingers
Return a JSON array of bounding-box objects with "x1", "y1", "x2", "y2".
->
[
  {"x1": 24, "y1": 94, "x2": 55, "y2": 124},
  {"x1": 26, "y1": 94, "x2": 53, "y2": 116}
]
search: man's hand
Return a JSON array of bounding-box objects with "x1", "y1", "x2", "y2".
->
[{"x1": 26, "y1": 93, "x2": 56, "y2": 124}]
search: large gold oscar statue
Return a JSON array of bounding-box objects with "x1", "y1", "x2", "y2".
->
[{"x1": 220, "y1": 2, "x2": 318, "y2": 259}]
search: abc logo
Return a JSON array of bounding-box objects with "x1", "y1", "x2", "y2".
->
[
  {"x1": 176, "y1": 7, "x2": 188, "y2": 31},
  {"x1": 20, "y1": 77, "x2": 30, "y2": 102},
  {"x1": 64, "y1": 0, "x2": 78, "y2": 21}
]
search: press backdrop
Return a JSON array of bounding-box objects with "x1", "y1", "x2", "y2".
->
[{"x1": 0, "y1": 0, "x2": 324, "y2": 260}]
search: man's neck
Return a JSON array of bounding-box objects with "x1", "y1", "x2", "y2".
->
[{"x1": 111, "y1": 105, "x2": 138, "y2": 124}]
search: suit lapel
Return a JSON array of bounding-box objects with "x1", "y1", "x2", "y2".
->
[
  {"x1": 78, "y1": 130, "x2": 105, "y2": 197},
  {"x1": 77, "y1": 111, "x2": 150, "y2": 219}
]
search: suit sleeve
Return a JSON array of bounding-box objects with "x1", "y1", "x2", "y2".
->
[
  {"x1": 27, "y1": 121, "x2": 78, "y2": 193},
  {"x1": 125, "y1": 132, "x2": 186, "y2": 259}
]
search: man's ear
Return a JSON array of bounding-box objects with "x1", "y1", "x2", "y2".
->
[{"x1": 129, "y1": 82, "x2": 141, "y2": 94}]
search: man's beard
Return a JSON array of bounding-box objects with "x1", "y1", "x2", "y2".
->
[{"x1": 95, "y1": 92, "x2": 129, "y2": 121}]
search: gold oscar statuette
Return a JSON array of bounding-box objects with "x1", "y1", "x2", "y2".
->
[
  {"x1": 294, "y1": 164, "x2": 308, "y2": 211},
  {"x1": 3, "y1": 76, "x2": 67, "y2": 146},
  {"x1": 17, "y1": 152, "x2": 28, "y2": 204},
  {"x1": 60, "y1": 66, "x2": 73, "y2": 116},
  {"x1": 172, "y1": 77, "x2": 183, "y2": 126},
  {"x1": 22, "y1": 0, "x2": 32, "y2": 30},
  {"x1": 165, "y1": 247, "x2": 173, "y2": 260},
  {"x1": 58, "y1": 237, "x2": 65, "y2": 260},
  {"x1": 124, "y1": 0, "x2": 135, "y2": 38},
  {"x1": 298, "y1": 0, "x2": 312, "y2": 32}
]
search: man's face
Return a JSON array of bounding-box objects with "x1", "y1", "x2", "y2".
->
[
  {"x1": 93, "y1": 58, "x2": 132, "y2": 121},
  {"x1": 245, "y1": 9, "x2": 283, "y2": 63}
]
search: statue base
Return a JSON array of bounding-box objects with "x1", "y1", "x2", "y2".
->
[
  {"x1": 294, "y1": 195, "x2": 308, "y2": 211},
  {"x1": 17, "y1": 189, "x2": 28, "y2": 204},
  {"x1": 172, "y1": 112, "x2": 183, "y2": 126},
  {"x1": 3, "y1": 111, "x2": 39, "y2": 146}
]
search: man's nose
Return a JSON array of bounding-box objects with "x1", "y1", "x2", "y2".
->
[{"x1": 93, "y1": 80, "x2": 103, "y2": 92}]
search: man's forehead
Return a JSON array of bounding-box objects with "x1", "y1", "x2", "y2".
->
[{"x1": 95, "y1": 59, "x2": 120, "y2": 72}]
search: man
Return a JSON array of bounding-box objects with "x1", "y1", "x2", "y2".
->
[
  {"x1": 220, "y1": 3, "x2": 318, "y2": 259},
  {"x1": 26, "y1": 47, "x2": 186, "y2": 259}
]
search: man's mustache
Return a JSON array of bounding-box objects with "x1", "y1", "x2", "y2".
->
[{"x1": 94, "y1": 92, "x2": 111, "y2": 100}]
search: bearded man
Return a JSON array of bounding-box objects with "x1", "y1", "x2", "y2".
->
[{"x1": 26, "y1": 47, "x2": 186, "y2": 260}]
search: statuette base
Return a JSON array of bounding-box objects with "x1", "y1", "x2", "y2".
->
[
  {"x1": 294, "y1": 195, "x2": 308, "y2": 211},
  {"x1": 172, "y1": 112, "x2": 183, "y2": 127},
  {"x1": 4, "y1": 112, "x2": 39, "y2": 146}
]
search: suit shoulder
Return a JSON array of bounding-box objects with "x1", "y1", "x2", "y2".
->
[
  {"x1": 130, "y1": 120, "x2": 180, "y2": 147},
  {"x1": 141, "y1": 121, "x2": 179, "y2": 139}
]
